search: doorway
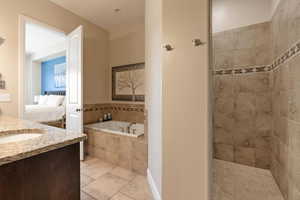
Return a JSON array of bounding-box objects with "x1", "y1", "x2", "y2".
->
[
  {"x1": 19, "y1": 15, "x2": 85, "y2": 160},
  {"x1": 23, "y1": 20, "x2": 67, "y2": 128}
]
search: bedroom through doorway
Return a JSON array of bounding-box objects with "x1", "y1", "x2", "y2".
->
[
  {"x1": 19, "y1": 16, "x2": 85, "y2": 160},
  {"x1": 22, "y1": 20, "x2": 67, "y2": 128}
]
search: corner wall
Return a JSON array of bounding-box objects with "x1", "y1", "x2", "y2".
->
[
  {"x1": 270, "y1": 0, "x2": 300, "y2": 199},
  {"x1": 145, "y1": 0, "x2": 162, "y2": 197}
]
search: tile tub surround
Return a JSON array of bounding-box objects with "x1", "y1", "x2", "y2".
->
[
  {"x1": 213, "y1": 159, "x2": 284, "y2": 200},
  {"x1": 84, "y1": 127, "x2": 148, "y2": 175},
  {"x1": 0, "y1": 116, "x2": 86, "y2": 166},
  {"x1": 83, "y1": 103, "x2": 145, "y2": 125},
  {"x1": 85, "y1": 121, "x2": 144, "y2": 138}
]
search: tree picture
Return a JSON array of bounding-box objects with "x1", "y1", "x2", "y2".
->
[{"x1": 112, "y1": 63, "x2": 145, "y2": 102}]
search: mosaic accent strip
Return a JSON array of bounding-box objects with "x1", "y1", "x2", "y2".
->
[
  {"x1": 271, "y1": 40, "x2": 300, "y2": 71},
  {"x1": 83, "y1": 103, "x2": 144, "y2": 113},
  {"x1": 214, "y1": 40, "x2": 300, "y2": 76},
  {"x1": 214, "y1": 65, "x2": 270, "y2": 75}
]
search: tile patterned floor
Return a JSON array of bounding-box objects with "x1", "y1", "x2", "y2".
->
[
  {"x1": 80, "y1": 157, "x2": 153, "y2": 200},
  {"x1": 82, "y1": 157, "x2": 283, "y2": 200},
  {"x1": 213, "y1": 159, "x2": 284, "y2": 200}
]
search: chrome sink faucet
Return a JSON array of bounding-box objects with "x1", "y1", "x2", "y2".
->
[{"x1": 127, "y1": 122, "x2": 136, "y2": 133}]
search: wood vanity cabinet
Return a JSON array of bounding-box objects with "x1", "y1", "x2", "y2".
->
[{"x1": 0, "y1": 143, "x2": 80, "y2": 200}]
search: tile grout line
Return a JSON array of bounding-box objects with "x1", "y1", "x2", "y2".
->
[
  {"x1": 81, "y1": 170, "x2": 130, "y2": 200},
  {"x1": 81, "y1": 159, "x2": 141, "y2": 200},
  {"x1": 81, "y1": 190, "x2": 97, "y2": 200},
  {"x1": 109, "y1": 175, "x2": 138, "y2": 200},
  {"x1": 110, "y1": 192, "x2": 136, "y2": 200}
]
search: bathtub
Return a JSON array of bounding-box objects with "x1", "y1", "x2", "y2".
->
[{"x1": 85, "y1": 121, "x2": 144, "y2": 138}]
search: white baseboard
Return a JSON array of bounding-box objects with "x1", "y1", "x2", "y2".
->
[{"x1": 147, "y1": 169, "x2": 162, "y2": 200}]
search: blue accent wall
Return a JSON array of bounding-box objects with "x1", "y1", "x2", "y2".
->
[{"x1": 41, "y1": 56, "x2": 66, "y2": 94}]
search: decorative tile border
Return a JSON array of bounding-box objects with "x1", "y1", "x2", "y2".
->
[
  {"x1": 214, "y1": 40, "x2": 300, "y2": 76},
  {"x1": 83, "y1": 103, "x2": 144, "y2": 113},
  {"x1": 83, "y1": 103, "x2": 110, "y2": 112},
  {"x1": 214, "y1": 65, "x2": 270, "y2": 75},
  {"x1": 270, "y1": 40, "x2": 300, "y2": 71}
]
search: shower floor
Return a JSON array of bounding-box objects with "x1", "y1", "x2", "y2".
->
[{"x1": 213, "y1": 159, "x2": 284, "y2": 200}]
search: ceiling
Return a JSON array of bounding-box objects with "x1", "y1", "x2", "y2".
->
[
  {"x1": 49, "y1": 0, "x2": 145, "y2": 35},
  {"x1": 25, "y1": 22, "x2": 66, "y2": 55},
  {"x1": 212, "y1": 0, "x2": 278, "y2": 33}
]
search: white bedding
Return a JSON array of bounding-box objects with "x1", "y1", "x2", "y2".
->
[{"x1": 24, "y1": 105, "x2": 65, "y2": 122}]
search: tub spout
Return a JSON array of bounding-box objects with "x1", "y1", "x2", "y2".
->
[{"x1": 127, "y1": 122, "x2": 136, "y2": 133}]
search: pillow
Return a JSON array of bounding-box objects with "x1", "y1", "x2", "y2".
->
[
  {"x1": 46, "y1": 95, "x2": 65, "y2": 107},
  {"x1": 38, "y1": 95, "x2": 48, "y2": 105}
]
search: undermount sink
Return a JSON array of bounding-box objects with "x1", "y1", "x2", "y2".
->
[{"x1": 0, "y1": 130, "x2": 43, "y2": 144}]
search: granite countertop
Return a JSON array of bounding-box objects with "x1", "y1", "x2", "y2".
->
[{"x1": 0, "y1": 116, "x2": 86, "y2": 166}]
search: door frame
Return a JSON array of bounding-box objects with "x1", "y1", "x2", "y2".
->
[
  {"x1": 65, "y1": 25, "x2": 84, "y2": 160},
  {"x1": 18, "y1": 15, "x2": 67, "y2": 119}
]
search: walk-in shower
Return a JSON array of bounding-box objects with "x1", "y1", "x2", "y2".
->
[{"x1": 212, "y1": 0, "x2": 300, "y2": 199}]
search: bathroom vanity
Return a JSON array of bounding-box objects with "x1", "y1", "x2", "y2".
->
[{"x1": 0, "y1": 116, "x2": 86, "y2": 200}]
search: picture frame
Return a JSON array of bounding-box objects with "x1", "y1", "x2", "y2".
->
[
  {"x1": 54, "y1": 63, "x2": 66, "y2": 88},
  {"x1": 112, "y1": 63, "x2": 145, "y2": 102}
]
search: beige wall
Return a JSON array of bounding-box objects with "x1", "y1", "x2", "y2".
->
[
  {"x1": 162, "y1": 0, "x2": 211, "y2": 199},
  {"x1": 24, "y1": 55, "x2": 42, "y2": 105},
  {"x1": 31, "y1": 61, "x2": 41, "y2": 103},
  {"x1": 0, "y1": 0, "x2": 109, "y2": 117},
  {"x1": 109, "y1": 27, "x2": 145, "y2": 103},
  {"x1": 109, "y1": 28, "x2": 145, "y2": 67}
]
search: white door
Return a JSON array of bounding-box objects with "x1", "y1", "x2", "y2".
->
[{"x1": 66, "y1": 26, "x2": 84, "y2": 160}]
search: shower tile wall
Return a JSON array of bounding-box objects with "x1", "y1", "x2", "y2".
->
[
  {"x1": 270, "y1": 0, "x2": 300, "y2": 199},
  {"x1": 213, "y1": 22, "x2": 272, "y2": 169},
  {"x1": 214, "y1": 73, "x2": 271, "y2": 169},
  {"x1": 213, "y1": 0, "x2": 300, "y2": 199},
  {"x1": 214, "y1": 22, "x2": 271, "y2": 69}
]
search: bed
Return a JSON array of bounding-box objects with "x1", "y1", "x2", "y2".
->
[{"x1": 23, "y1": 91, "x2": 66, "y2": 128}]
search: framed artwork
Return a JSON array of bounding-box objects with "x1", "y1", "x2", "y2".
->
[
  {"x1": 54, "y1": 63, "x2": 66, "y2": 88},
  {"x1": 112, "y1": 63, "x2": 145, "y2": 102}
]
